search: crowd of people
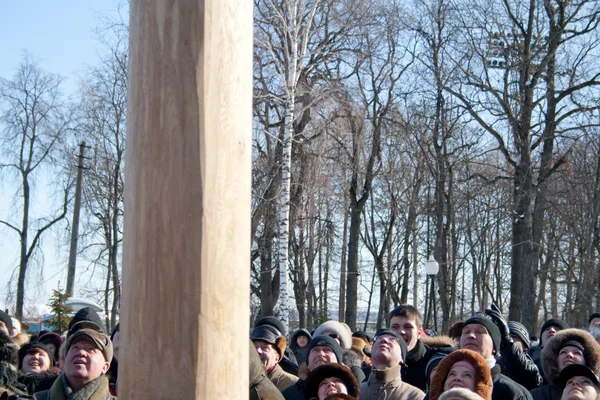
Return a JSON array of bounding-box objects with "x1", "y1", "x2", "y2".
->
[
  {"x1": 0, "y1": 304, "x2": 599, "y2": 399},
  {"x1": 250, "y1": 306, "x2": 600, "y2": 400}
]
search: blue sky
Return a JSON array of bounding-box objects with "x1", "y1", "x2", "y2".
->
[{"x1": 0, "y1": 1, "x2": 126, "y2": 316}]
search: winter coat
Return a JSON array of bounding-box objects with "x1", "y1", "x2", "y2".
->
[
  {"x1": 268, "y1": 364, "x2": 299, "y2": 392},
  {"x1": 360, "y1": 365, "x2": 425, "y2": 400},
  {"x1": 405, "y1": 336, "x2": 456, "y2": 391},
  {"x1": 428, "y1": 349, "x2": 492, "y2": 400},
  {"x1": 489, "y1": 364, "x2": 532, "y2": 400},
  {"x1": 281, "y1": 379, "x2": 305, "y2": 400},
  {"x1": 497, "y1": 342, "x2": 542, "y2": 390},
  {"x1": 17, "y1": 371, "x2": 58, "y2": 394},
  {"x1": 530, "y1": 328, "x2": 600, "y2": 400},
  {"x1": 290, "y1": 330, "x2": 312, "y2": 367},
  {"x1": 250, "y1": 340, "x2": 285, "y2": 400},
  {"x1": 34, "y1": 374, "x2": 116, "y2": 400}
]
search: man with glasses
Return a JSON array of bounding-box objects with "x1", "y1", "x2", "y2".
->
[{"x1": 360, "y1": 329, "x2": 425, "y2": 400}]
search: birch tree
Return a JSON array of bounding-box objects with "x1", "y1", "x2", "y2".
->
[{"x1": 0, "y1": 56, "x2": 73, "y2": 319}]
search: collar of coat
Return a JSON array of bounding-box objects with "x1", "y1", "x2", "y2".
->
[{"x1": 48, "y1": 373, "x2": 111, "y2": 400}]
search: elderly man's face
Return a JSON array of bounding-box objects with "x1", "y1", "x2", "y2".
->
[
  {"x1": 460, "y1": 323, "x2": 495, "y2": 359},
  {"x1": 64, "y1": 337, "x2": 110, "y2": 391},
  {"x1": 253, "y1": 340, "x2": 280, "y2": 372},
  {"x1": 308, "y1": 346, "x2": 337, "y2": 371}
]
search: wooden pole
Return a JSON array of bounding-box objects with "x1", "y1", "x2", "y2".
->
[{"x1": 120, "y1": 1, "x2": 252, "y2": 398}]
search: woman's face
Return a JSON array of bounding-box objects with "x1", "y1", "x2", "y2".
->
[
  {"x1": 317, "y1": 377, "x2": 348, "y2": 400},
  {"x1": 297, "y1": 336, "x2": 309, "y2": 348},
  {"x1": 443, "y1": 364, "x2": 476, "y2": 392}
]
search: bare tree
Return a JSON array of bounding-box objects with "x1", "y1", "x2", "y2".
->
[{"x1": 0, "y1": 56, "x2": 73, "y2": 319}]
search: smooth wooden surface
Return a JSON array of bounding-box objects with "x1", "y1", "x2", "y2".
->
[{"x1": 121, "y1": 0, "x2": 252, "y2": 398}]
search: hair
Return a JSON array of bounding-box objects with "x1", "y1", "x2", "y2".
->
[{"x1": 388, "y1": 304, "x2": 423, "y2": 329}]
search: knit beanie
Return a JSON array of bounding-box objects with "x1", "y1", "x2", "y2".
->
[
  {"x1": 255, "y1": 316, "x2": 285, "y2": 336},
  {"x1": 463, "y1": 314, "x2": 501, "y2": 355},
  {"x1": 67, "y1": 307, "x2": 106, "y2": 337},
  {"x1": 539, "y1": 318, "x2": 569, "y2": 347},
  {"x1": 307, "y1": 335, "x2": 343, "y2": 364},
  {"x1": 508, "y1": 321, "x2": 530, "y2": 349},
  {"x1": 374, "y1": 328, "x2": 408, "y2": 362},
  {"x1": 0, "y1": 311, "x2": 13, "y2": 334},
  {"x1": 314, "y1": 321, "x2": 353, "y2": 350},
  {"x1": 438, "y1": 388, "x2": 486, "y2": 400},
  {"x1": 18, "y1": 342, "x2": 55, "y2": 369}
]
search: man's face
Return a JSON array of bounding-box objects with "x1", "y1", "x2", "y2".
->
[
  {"x1": 0, "y1": 321, "x2": 9, "y2": 336},
  {"x1": 561, "y1": 376, "x2": 599, "y2": 400},
  {"x1": 542, "y1": 325, "x2": 562, "y2": 346},
  {"x1": 318, "y1": 377, "x2": 348, "y2": 399},
  {"x1": 389, "y1": 316, "x2": 419, "y2": 351},
  {"x1": 371, "y1": 334, "x2": 403, "y2": 369},
  {"x1": 460, "y1": 323, "x2": 495, "y2": 359},
  {"x1": 307, "y1": 346, "x2": 337, "y2": 371},
  {"x1": 558, "y1": 346, "x2": 586, "y2": 371},
  {"x1": 22, "y1": 348, "x2": 51, "y2": 374},
  {"x1": 64, "y1": 337, "x2": 110, "y2": 391},
  {"x1": 253, "y1": 340, "x2": 280, "y2": 371}
]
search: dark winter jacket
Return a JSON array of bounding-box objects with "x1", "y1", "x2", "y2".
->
[
  {"x1": 281, "y1": 348, "x2": 300, "y2": 377},
  {"x1": 489, "y1": 364, "x2": 532, "y2": 400},
  {"x1": 34, "y1": 374, "x2": 116, "y2": 400},
  {"x1": 497, "y1": 342, "x2": 542, "y2": 390},
  {"x1": 530, "y1": 328, "x2": 600, "y2": 400},
  {"x1": 290, "y1": 330, "x2": 312, "y2": 367},
  {"x1": 530, "y1": 383, "x2": 561, "y2": 400},
  {"x1": 17, "y1": 371, "x2": 58, "y2": 394},
  {"x1": 404, "y1": 336, "x2": 455, "y2": 391},
  {"x1": 250, "y1": 341, "x2": 285, "y2": 400},
  {"x1": 281, "y1": 379, "x2": 304, "y2": 400}
]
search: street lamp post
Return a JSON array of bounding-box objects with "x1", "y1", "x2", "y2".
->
[{"x1": 425, "y1": 255, "x2": 439, "y2": 332}]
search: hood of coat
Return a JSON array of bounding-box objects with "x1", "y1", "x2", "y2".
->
[
  {"x1": 429, "y1": 349, "x2": 493, "y2": 400},
  {"x1": 421, "y1": 334, "x2": 458, "y2": 349},
  {"x1": 541, "y1": 328, "x2": 600, "y2": 385},
  {"x1": 291, "y1": 329, "x2": 313, "y2": 351}
]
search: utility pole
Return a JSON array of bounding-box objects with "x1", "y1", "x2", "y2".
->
[{"x1": 66, "y1": 141, "x2": 87, "y2": 296}]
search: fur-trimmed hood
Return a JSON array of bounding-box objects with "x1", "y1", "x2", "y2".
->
[
  {"x1": 541, "y1": 328, "x2": 600, "y2": 385},
  {"x1": 303, "y1": 364, "x2": 359, "y2": 400},
  {"x1": 429, "y1": 349, "x2": 493, "y2": 400},
  {"x1": 421, "y1": 334, "x2": 458, "y2": 349}
]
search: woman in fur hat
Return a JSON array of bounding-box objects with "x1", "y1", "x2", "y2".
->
[
  {"x1": 531, "y1": 328, "x2": 600, "y2": 400},
  {"x1": 428, "y1": 349, "x2": 492, "y2": 400},
  {"x1": 303, "y1": 364, "x2": 360, "y2": 400}
]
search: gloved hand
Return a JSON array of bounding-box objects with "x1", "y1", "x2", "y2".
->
[{"x1": 485, "y1": 303, "x2": 513, "y2": 350}]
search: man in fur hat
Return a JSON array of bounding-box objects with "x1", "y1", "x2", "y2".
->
[
  {"x1": 530, "y1": 328, "x2": 600, "y2": 400},
  {"x1": 255, "y1": 316, "x2": 299, "y2": 376},
  {"x1": 251, "y1": 325, "x2": 298, "y2": 392},
  {"x1": 34, "y1": 328, "x2": 115, "y2": 400},
  {"x1": 386, "y1": 304, "x2": 455, "y2": 391},
  {"x1": 360, "y1": 329, "x2": 424, "y2": 400},
  {"x1": 459, "y1": 314, "x2": 532, "y2": 400}
]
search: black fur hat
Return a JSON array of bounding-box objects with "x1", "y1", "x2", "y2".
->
[
  {"x1": 18, "y1": 342, "x2": 55, "y2": 369},
  {"x1": 0, "y1": 331, "x2": 19, "y2": 383}
]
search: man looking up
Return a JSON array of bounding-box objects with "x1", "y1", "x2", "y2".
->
[
  {"x1": 251, "y1": 325, "x2": 298, "y2": 392},
  {"x1": 388, "y1": 304, "x2": 455, "y2": 390},
  {"x1": 459, "y1": 313, "x2": 532, "y2": 400},
  {"x1": 360, "y1": 329, "x2": 425, "y2": 400}
]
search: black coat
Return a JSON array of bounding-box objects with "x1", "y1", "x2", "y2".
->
[
  {"x1": 490, "y1": 364, "x2": 533, "y2": 400},
  {"x1": 497, "y1": 342, "x2": 542, "y2": 390},
  {"x1": 404, "y1": 338, "x2": 454, "y2": 391},
  {"x1": 281, "y1": 379, "x2": 304, "y2": 400},
  {"x1": 530, "y1": 383, "x2": 561, "y2": 400}
]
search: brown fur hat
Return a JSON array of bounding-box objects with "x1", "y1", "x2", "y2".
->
[
  {"x1": 429, "y1": 349, "x2": 492, "y2": 400},
  {"x1": 304, "y1": 364, "x2": 360, "y2": 400},
  {"x1": 541, "y1": 328, "x2": 600, "y2": 385},
  {"x1": 351, "y1": 337, "x2": 370, "y2": 362}
]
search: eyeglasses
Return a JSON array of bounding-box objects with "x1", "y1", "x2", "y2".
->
[{"x1": 374, "y1": 335, "x2": 401, "y2": 345}]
